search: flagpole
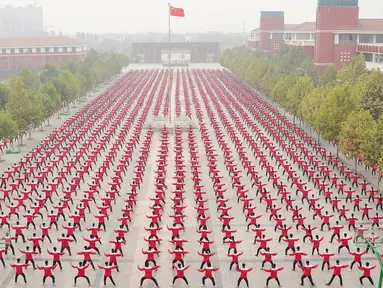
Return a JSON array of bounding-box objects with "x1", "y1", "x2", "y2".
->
[{"x1": 168, "y1": 2, "x2": 172, "y2": 126}]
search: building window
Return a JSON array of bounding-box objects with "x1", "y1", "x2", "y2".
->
[
  {"x1": 296, "y1": 33, "x2": 311, "y2": 41},
  {"x1": 376, "y1": 34, "x2": 383, "y2": 43},
  {"x1": 339, "y1": 34, "x2": 357, "y2": 44},
  {"x1": 364, "y1": 53, "x2": 373, "y2": 62},
  {"x1": 359, "y1": 34, "x2": 374, "y2": 43},
  {"x1": 272, "y1": 33, "x2": 283, "y2": 40}
]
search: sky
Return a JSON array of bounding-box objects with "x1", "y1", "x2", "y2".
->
[{"x1": 1, "y1": 0, "x2": 383, "y2": 34}]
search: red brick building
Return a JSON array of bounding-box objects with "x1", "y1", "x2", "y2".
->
[
  {"x1": 248, "y1": 0, "x2": 383, "y2": 72},
  {"x1": 0, "y1": 36, "x2": 88, "y2": 72}
]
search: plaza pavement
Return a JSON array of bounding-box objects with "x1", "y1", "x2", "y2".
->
[{"x1": 0, "y1": 64, "x2": 380, "y2": 288}]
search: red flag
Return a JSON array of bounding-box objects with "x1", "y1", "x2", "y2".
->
[{"x1": 170, "y1": 5, "x2": 185, "y2": 17}]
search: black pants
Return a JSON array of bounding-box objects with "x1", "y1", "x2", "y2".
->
[
  {"x1": 61, "y1": 246, "x2": 71, "y2": 256},
  {"x1": 321, "y1": 261, "x2": 330, "y2": 270},
  {"x1": 15, "y1": 273, "x2": 27, "y2": 283},
  {"x1": 172, "y1": 259, "x2": 184, "y2": 268},
  {"x1": 266, "y1": 277, "x2": 280, "y2": 286},
  {"x1": 104, "y1": 276, "x2": 115, "y2": 285},
  {"x1": 74, "y1": 275, "x2": 90, "y2": 285},
  {"x1": 338, "y1": 245, "x2": 350, "y2": 253},
  {"x1": 25, "y1": 259, "x2": 36, "y2": 269},
  {"x1": 237, "y1": 277, "x2": 249, "y2": 287},
  {"x1": 330, "y1": 233, "x2": 340, "y2": 243},
  {"x1": 262, "y1": 260, "x2": 274, "y2": 268},
  {"x1": 33, "y1": 245, "x2": 42, "y2": 254},
  {"x1": 202, "y1": 276, "x2": 216, "y2": 286},
  {"x1": 172, "y1": 276, "x2": 188, "y2": 285},
  {"x1": 284, "y1": 246, "x2": 295, "y2": 255},
  {"x1": 140, "y1": 277, "x2": 159, "y2": 287},
  {"x1": 301, "y1": 275, "x2": 314, "y2": 286},
  {"x1": 98, "y1": 222, "x2": 106, "y2": 231},
  {"x1": 83, "y1": 259, "x2": 95, "y2": 270},
  {"x1": 43, "y1": 275, "x2": 55, "y2": 284},
  {"x1": 200, "y1": 261, "x2": 211, "y2": 269},
  {"x1": 43, "y1": 234, "x2": 52, "y2": 243},
  {"x1": 144, "y1": 260, "x2": 157, "y2": 267},
  {"x1": 327, "y1": 274, "x2": 343, "y2": 285},
  {"x1": 303, "y1": 235, "x2": 312, "y2": 243},
  {"x1": 350, "y1": 261, "x2": 361, "y2": 270},
  {"x1": 53, "y1": 260, "x2": 63, "y2": 270},
  {"x1": 360, "y1": 276, "x2": 374, "y2": 285},
  {"x1": 312, "y1": 247, "x2": 319, "y2": 255},
  {"x1": 15, "y1": 233, "x2": 26, "y2": 243},
  {"x1": 229, "y1": 261, "x2": 238, "y2": 270},
  {"x1": 293, "y1": 260, "x2": 303, "y2": 271},
  {"x1": 0, "y1": 258, "x2": 5, "y2": 267}
]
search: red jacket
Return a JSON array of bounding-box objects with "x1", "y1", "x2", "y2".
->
[
  {"x1": 236, "y1": 267, "x2": 253, "y2": 278},
  {"x1": 198, "y1": 267, "x2": 219, "y2": 278},
  {"x1": 11, "y1": 263, "x2": 28, "y2": 274},
  {"x1": 358, "y1": 265, "x2": 376, "y2": 277},
  {"x1": 264, "y1": 267, "x2": 283, "y2": 279},
  {"x1": 38, "y1": 264, "x2": 57, "y2": 276},
  {"x1": 138, "y1": 265, "x2": 159, "y2": 278},
  {"x1": 98, "y1": 265, "x2": 117, "y2": 277},
  {"x1": 329, "y1": 264, "x2": 348, "y2": 275},
  {"x1": 298, "y1": 264, "x2": 318, "y2": 276},
  {"x1": 173, "y1": 264, "x2": 190, "y2": 278},
  {"x1": 72, "y1": 264, "x2": 89, "y2": 277},
  {"x1": 77, "y1": 250, "x2": 96, "y2": 261},
  {"x1": 48, "y1": 250, "x2": 65, "y2": 262}
]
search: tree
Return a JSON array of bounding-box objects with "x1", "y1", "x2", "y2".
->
[
  {"x1": 340, "y1": 109, "x2": 375, "y2": 161},
  {"x1": 18, "y1": 68, "x2": 40, "y2": 92},
  {"x1": 271, "y1": 74, "x2": 299, "y2": 106},
  {"x1": 319, "y1": 63, "x2": 338, "y2": 87},
  {"x1": 360, "y1": 69, "x2": 383, "y2": 120},
  {"x1": 314, "y1": 85, "x2": 360, "y2": 142},
  {"x1": 0, "y1": 110, "x2": 17, "y2": 140},
  {"x1": 299, "y1": 86, "x2": 329, "y2": 127},
  {"x1": 285, "y1": 76, "x2": 314, "y2": 118},
  {"x1": 361, "y1": 119, "x2": 383, "y2": 167},
  {"x1": 299, "y1": 57, "x2": 319, "y2": 85},
  {"x1": 0, "y1": 83, "x2": 11, "y2": 110},
  {"x1": 337, "y1": 53, "x2": 368, "y2": 84},
  {"x1": 6, "y1": 78, "x2": 42, "y2": 139},
  {"x1": 52, "y1": 69, "x2": 80, "y2": 105}
]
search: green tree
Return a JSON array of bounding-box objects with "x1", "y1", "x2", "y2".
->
[
  {"x1": 360, "y1": 69, "x2": 383, "y2": 120},
  {"x1": 271, "y1": 74, "x2": 299, "y2": 106},
  {"x1": 361, "y1": 119, "x2": 383, "y2": 167},
  {"x1": 6, "y1": 78, "x2": 42, "y2": 138},
  {"x1": 340, "y1": 109, "x2": 376, "y2": 161},
  {"x1": 0, "y1": 110, "x2": 18, "y2": 140},
  {"x1": 18, "y1": 68, "x2": 40, "y2": 92},
  {"x1": 285, "y1": 76, "x2": 314, "y2": 118},
  {"x1": 337, "y1": 53, "x2": 368, "y2": 84},
  {"x1": 319, "y1": 63, "x2": 338, "y2": 87},
  {"x1": 0, "y1": 83, "x2": 11, "y2": 110},
  {"x1": 314, "y1": 85, "x2": 360, "y2": 142},
  {"x1": 52, "y1": 69, "x2": 80, "y2": 105},
  {"x1": 299, "y1": 86, "x2": 329, "y2": 127},
  {"x1": 298, "y1": 57, "x2": 319, "y2": 85}
]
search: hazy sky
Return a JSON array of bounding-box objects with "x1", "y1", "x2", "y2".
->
[{"x1": 2, "y1": 0, "x2": 383, "y2": 34}]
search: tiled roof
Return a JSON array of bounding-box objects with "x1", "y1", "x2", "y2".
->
[{"x1": 0, "y1": 36, "x2": 84, "y2": 48}]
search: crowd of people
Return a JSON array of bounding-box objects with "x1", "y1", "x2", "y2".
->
[{"x1": 0, "y1": 67, "x2": 381, "y2": 288}]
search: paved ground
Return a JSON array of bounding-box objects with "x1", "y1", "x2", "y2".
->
[{"x1": 0, "y1": 64, "x2": 381, "y2": 288}]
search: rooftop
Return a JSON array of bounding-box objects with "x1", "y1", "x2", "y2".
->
[{"x1": 0, "y1": 36, "x2": 84, "y2": 48}]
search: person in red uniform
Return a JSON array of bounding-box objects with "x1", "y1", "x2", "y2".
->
[
  {"x1": 264, "y1": 263, "x2": 283, "y2": 288},
  {"x1": 11, "y1": 258, "x2": 28, "y2": 284},
  {"x1": 172, "y1": 263, "x2": 190, "y2": 286},
  {"x1": 198, "y1": 262, "x2": 218, "y2": 287},
  {"x1": 349, "y1": 248, "x2": 366, "y2": 270},
  {"x1": 105, "y1": 249, "x2": 123, "y2": 272},
  {"x1": 77, "y1": 246, "x2": 97, "y2": 270},
  {"x1": 326, "y1": 260, "x2": 348, "y2": 286},
  {"x1": 57, "y1": 233, "x2": 74, "y2": 256},
  {"x1": 358, "y1": 262, "x2": 376, "y2": 285},
  {"x1": 98, "y1": 261, "x2": 117, "y2": 286},
  {"x1": 227, "y1": 249, "x2": 243, "y2": 270},
  {"x1": 72, "y1": 262, "x2": 91, "y2": 286},
  {"x1": 47, "y1": 247, "x2": 65, "y2": 270},
  {"x1": 298, "y1": 260, "x2": 318, "y2": 286},
  {"x1": 138, "y1": 263, "x2": 160, "y2": 287},
  {"x1": 37, "y1": 260, "x2": 57, "y2": 285},
  {"x1": 236, "y1": 263, "x2": 253, "y2": 287},
  {"x1": 19, "y1": 246, "x2": 38, "y2": 269}
]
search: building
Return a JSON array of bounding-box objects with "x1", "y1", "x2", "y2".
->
[
  {"x1": 0, "y1": 5, "x2": 44, "y2": 39},
  {"x1": 0, "y1": 36, "x2": 88, "y2": 72},
  {"x1": 248, "y1": 0, "x2": 383, "y2": 71},
  {"x1": 131, "y1": 42, "x2": 220, "y2": 64}
]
